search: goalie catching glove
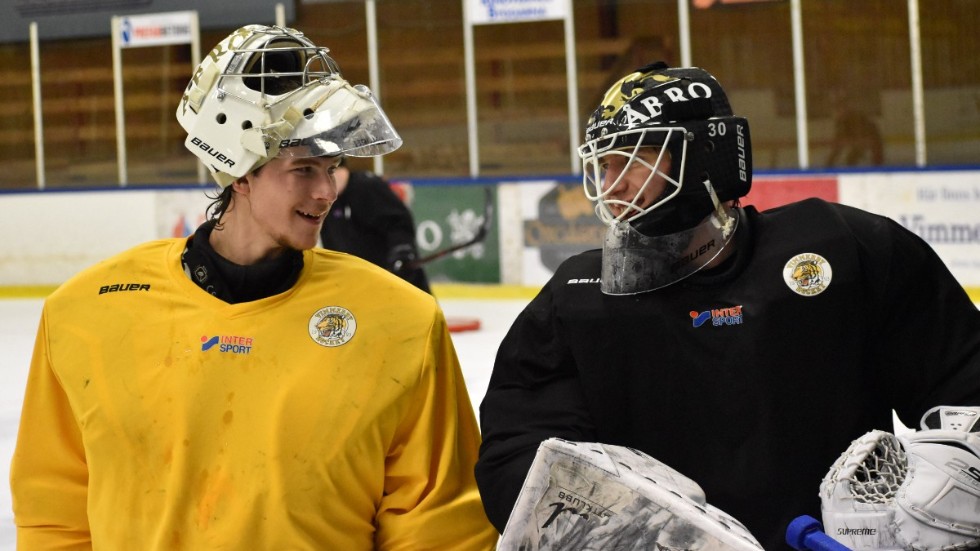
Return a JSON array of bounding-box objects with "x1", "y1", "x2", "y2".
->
[{"x1": 820, "y1": 406, "x2": 980, "y2": 551}]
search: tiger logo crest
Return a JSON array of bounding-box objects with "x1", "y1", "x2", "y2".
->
[
  {"x1": 309, "y1": 306, "x2": 357, "y2": 347},
  {"x1": 783, "y1": 253, "x2": 833, "y2": 296}
]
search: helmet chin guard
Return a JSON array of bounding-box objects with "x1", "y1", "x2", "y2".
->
[
  {"x1": 601, "y1": 203, "x2": 739, "y2": 295},
  {"x1": 176, "y1": 25, "x2": 402, "y2": 187}
]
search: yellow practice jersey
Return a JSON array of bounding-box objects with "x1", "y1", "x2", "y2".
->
[{"x1": 11, "y1": 238, "x2": 498, "y2": 550}]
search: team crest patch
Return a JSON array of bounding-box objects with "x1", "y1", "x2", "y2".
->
[
  {"x1": 309, "y1": 306, "x2": 357, "y2": 347},
  {"x1": 783, "y1": 253, "x2": 833, "y2": 296}
]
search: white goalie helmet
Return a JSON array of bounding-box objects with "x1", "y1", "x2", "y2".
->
[{"x1": 176, "y1": 25, "x2": 402, "y2": 187}]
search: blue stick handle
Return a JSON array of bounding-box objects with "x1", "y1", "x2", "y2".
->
[{"x1": 786, "y1": 515, "x2": 852, "y2": 551}]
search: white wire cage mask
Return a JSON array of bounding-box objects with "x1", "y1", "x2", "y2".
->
[
  {"x1": 579, "y1": 126, "x2": 738, "y2": 294},
  {"x1": 579, "y1": 126, "x2": 687, "y2": 227}
]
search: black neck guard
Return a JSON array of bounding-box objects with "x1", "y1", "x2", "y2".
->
[{"x1": 181, "y1": 222, "x2": 304, "y2": 304}]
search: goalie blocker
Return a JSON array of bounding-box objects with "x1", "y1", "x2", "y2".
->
[{"x1": 498, "y1": 438, "x2": 764, "y2": 551}]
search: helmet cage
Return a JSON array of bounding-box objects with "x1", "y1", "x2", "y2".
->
[
  {"x1": 217, "y1": 40, "x2": 342, "y2": 110},
  {"x1": 176, "y1": 25, "x2": 402, "y2": 187},
  {"x1": 580, "y1": 126, "x2": 689, "y2": 226},
  {"x1": 578, "y1": 63, "x2": 752, "y2": 236},
  {"x1": 580, "y1": 114, "x2": 750, "y2": 236}
]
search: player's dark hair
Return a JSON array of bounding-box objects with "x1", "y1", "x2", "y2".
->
[
  {"x1": 204, "y1": 163, "x2": 266, "y2": 229},
  {"x1": 205, "y1": 186, "x2": 233, "y2": 230}
]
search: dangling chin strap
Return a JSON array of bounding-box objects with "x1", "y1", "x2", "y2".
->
[
  {"x1": 702, "y1": 177, "x2": 736, "y2": 237},
  {"x1": 211, "y1": 169, "x2": 237, "y2": 189}
]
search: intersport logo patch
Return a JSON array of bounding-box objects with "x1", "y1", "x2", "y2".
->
[{"x1": 690, "y1": 305, "x2": 743, "y2": 328}]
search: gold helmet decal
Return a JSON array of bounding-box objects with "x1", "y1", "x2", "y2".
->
[
  {"x1": 591, "y1": 70, "x2": 677, "y2": 125},
  {"x1": 582, "y1": 62, "x2": 727, "y2": 145},
  {"x1": 783, "y1": 253, "x2": 833, "y2": 296}
]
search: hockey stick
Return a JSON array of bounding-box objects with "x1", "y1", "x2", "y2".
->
[{"x1": 411, "y1": 186, "x2": 494, "y2": 268}]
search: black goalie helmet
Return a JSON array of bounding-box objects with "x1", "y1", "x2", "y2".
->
[{"x1": 578, "y1": 62, "x2": 752, "y2": 237}]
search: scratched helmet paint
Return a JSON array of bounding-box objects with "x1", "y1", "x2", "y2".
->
[
  {"x1": 577, "y1": 62, "x2": 751, "y2": 236},
  {"x1": 176, "y1": 25, "x2": 401, "y2": 187}
]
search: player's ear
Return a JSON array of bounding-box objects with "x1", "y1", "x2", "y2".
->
[{"x1": 231, "y1": 174, "x2": 251, "y2": 195}]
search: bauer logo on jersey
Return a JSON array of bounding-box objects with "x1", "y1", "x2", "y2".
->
[
  {"x1": 783, "y1": 253, "x2": 833, "y2": 296},
  {"x1": 309, "y1": 306, "x2": 357, "y2": 347}
]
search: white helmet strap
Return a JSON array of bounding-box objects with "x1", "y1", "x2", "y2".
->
[
  {"x1": 240, "y1": 106, "x2": 304, "y2": 158},
  {"x1": 211, "y1": 169, "x2": 237, "y2": 189},
  {"x1": 182, "y1": 63, "x2": 219, "y2": 116}
]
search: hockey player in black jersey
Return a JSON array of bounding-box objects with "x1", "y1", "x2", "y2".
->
[
  {"x1": 475, "y1": 62, "x2": 980, "y2": 549},
  {"x1": 320, "y1": 157, "x2": 432, "y2": 293}
]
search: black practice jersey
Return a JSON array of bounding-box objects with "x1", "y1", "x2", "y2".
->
[{"x1": 476, "y1": 198, "x2": 980, "y2": 550}]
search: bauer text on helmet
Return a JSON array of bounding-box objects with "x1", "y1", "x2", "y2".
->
[{"x1": 176, "y1": 25, "x2": 402, "y2": 188}]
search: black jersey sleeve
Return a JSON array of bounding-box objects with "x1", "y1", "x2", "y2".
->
[
  {"x1": 840, "y1": 204, "x2": 980, "y2": 422},
  {"x1": 475, "y1": 280, "x2": 598, "y2": 532}
]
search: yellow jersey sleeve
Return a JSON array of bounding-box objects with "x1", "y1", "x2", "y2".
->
[
  {"x1": 11, "y1": 306, "x2": 93, "y2": 551},
  {"x1": 376, "y1": 311, "x2": 495, "y2": 550}
]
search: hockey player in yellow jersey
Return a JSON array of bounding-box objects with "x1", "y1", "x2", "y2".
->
[{"x1": 10, "y1": 25, "x2": 498, "y2": 550}]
